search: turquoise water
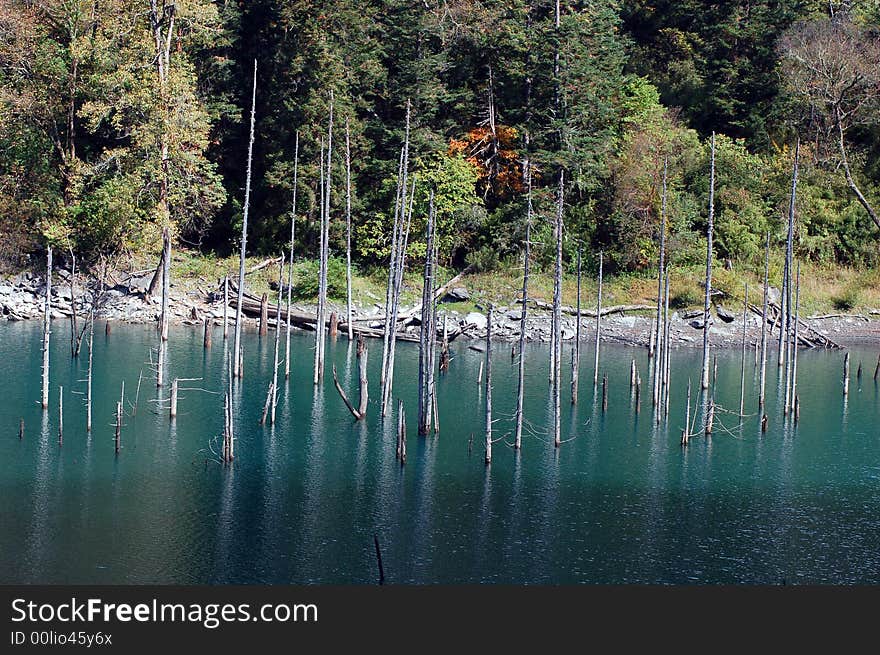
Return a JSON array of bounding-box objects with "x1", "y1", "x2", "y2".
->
[{"x1": 0, "y1": 320, "x2": 878, "y2": 584}]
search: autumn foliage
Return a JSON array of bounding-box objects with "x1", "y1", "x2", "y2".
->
[{"x1": 449, "y1": 125, "x2": 523, "y2": 204}]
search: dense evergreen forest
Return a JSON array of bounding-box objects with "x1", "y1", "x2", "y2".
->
[{"x1": 1, "y1": 1, "x2": 879, "y2": 278}]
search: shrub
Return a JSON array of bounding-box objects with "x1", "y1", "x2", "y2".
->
[
  {"x1": 291, "y1": 257, "x2": 347, "y2": 300},
  {"x1": 465, "y1": 245, "x2": 500, "y2": 273},
  {"x1": 670, "y1": 285, "x2": 703, "y2": 309},
  {"x1": 832, "y1": 286, "x2": 861, "y2": 311}
]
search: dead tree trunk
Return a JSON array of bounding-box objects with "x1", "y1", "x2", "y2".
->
[
  {"x1": 571, "y1": 247, "x2": 581, "y2": 404},
  {"x1": 417, "y1": 191, "x2": 436, "y2": 435},
  {"x1": 396, "y1": 399, "x2": 407, "y2": 465},
  {"x1": 329, "y1": 311, "x2": 338, "y2": 340},
  {"x1": 484, "y1": 304, "x2": 493, "y2": 465},
  {"x1": 259, "y1": 382, "x2": 274, "y2": 425},
  {"x1": 86, "y1": 309, "x2": 94, "y2": 431},
  {"x1": 553, "y1": 171, "x2": 564, "y2": 448},
  {"x1": 170, "y1": 378, "x2": 178, "y2": 418},
  {"x1": 700, "y1": 133, "x2": 716, "y2": 391},
  {"x1": 115, "y1": 401, "x2": 121, "y2": 454},
  {"x1": 259, "y1": 293, "x2": 268, "y2": 337},
  {"x1": 58, "y1": 386, "x2": 63, "y2": 445},
  {"x1": 358, "y1": 344, "x2": 369, "y2": 417},
  {"x1": 836, "y1": 106, "x2": 880, "y2": 230},
  {"x1": 160, "y1": 227, "x2": 170, "y2": 343},
  {"x1": 332, "y1": 366, "x2": 360, "y2": 420},
  {"x1": 133, "y1": 369, "x2": 142, "y2": 416},
  {"x1": 662, "y1": 267, "x2": 672, "y2": 418},
  {"x1": 69, "y1": 250, "x2": 81, "y2": 357},
  {"x1": 156, "y1": 229, "x2": 170, "y2": 388},
  {"x1": 222, "y1": 360, "x2": 234, "y2": 463},
  {"x1": 779, "y1": 140, "x2": 799, "y2": 368},
  {"x1": 602, "y1": 373, "x2": 608, "y2": 412},
  {"x1": 381, "y1": 174, "x2": 415, "y2": 417},
  {"x1": 439, "y1": 314, "x2": 450, "y2": 374},
  {"x1": 514, "y1": 181, "x2": 532, "y2": 450},
  {"x1": 653, "y1": 158, "x2": 668, "y2": 404},
  {"x1": 681, "y1": 379, "x2": 691, "y2": 446},
  {"x1": 223, "y1": 276, "x2": 229, "y2": 341},
  {"x1": 345, "y1": 119, "x2": 354, "y2": 341},
  {"x1": 270, "y1": 260, "x2": 282, "y2": 425},
  {"x1": 41, "y1": 245, "x2": 52, "y2": 410},
  {"x1": 739, "y1": 284, "x2": 748, "y2": 418},
  {"x1": 379, "y1": 108, "x2": 413, "y2": 403},
  {"x1": 233, "y1": 60, "x2": 258, "y2": 379},
  {"x1": 593, "y1": 251, "x2": 603, "y2": 387},
  {"x1": 759, "y1": 233, "x2": 770, "y2": 407},
  {"x1": 791, "y1": 262, "x2": 801, "y2": 415},
  {"x1": 380, "y1": 144, "x2": 407, "y2": 398},
  {"x1": 285, "y1": 132, "x2": 299, "y2": 379},
  {"x1": 317, "y1": 92, "x2": 334, "y2": 384},
  {"x1": 427, "y1": 238, "x2": 439, "y2": 434}
]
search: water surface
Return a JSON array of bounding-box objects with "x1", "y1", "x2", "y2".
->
[{"x1": 0, "y1": 321, "x2": 878, "y2": 584}]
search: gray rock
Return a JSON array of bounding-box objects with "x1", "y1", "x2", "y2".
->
[
  {"x1": 506, "y1": 309, "x2": 524, "y2": 321},
  {"x1": 443, "y1": 287, "x2": 470, "y2": 302},
  {"x1": 128, "y1": 273, "x2": 153, "y2": 293},
  {"x1": 714, "y1": 305, "x2": 736, "y2": 323},
  {"x1": 464, "y1": 311, "x2": 487, "y2": 330}
]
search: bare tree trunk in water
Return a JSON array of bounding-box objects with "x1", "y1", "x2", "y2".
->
[
  {"x1": 285, "y1": 132, "x2": 299, "y2": 379},
  {"x1": 700, "y1": 133, "x2": 716, "y2": 390},
  {"x1": 41, "y1": 245, "x2": 52, "y2": 409},
  {"x1": 653, "y1": 159, "x2": 667, "y2": 405},
  {"x1": 514, "y1": 165, "x2": 532, "y2": 451},
  {"x1": 484, "y1": 304, "x2": 493, "y2": 465},
  {"x1": 571, "y1": 247, "x2": 581, "y2": 404},
  {"x1": 759, "y1": 233, "x2": 769, "y2": 407},
  {"x1": 345, "y1": 119, "x2": 354, "y2": 341},
  {"x1": 233, "y1": 60, "x2": 258, "y2": 379},
  {"x1": 553, "y1": 171, "x2": 564, "y2": 448},
  {"x1": 593, "y1": 252, "x2": 603, "y2": 387},
  {"x1": 779, "y1": 139, "x2": 799, "y2": 368}
]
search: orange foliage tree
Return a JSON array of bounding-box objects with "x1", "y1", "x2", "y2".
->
[{"x1": 449, "y1": 124, "x2": 523, "y2": 205}]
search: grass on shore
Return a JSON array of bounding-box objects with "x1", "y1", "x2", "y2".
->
[{"x1": 105, "y1": 248, "x2": 880, "y2": 318}]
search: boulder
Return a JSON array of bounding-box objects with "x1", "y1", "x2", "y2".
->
[
  {"x1": 714, "y1": 305, "x2": 736, "y2": 323},
  {"x1": 464, "y1": 311, "x2": 487, "y2": 330},
  {"x1": 443, "y1": 287, "x2": 470, "y2": 302}
]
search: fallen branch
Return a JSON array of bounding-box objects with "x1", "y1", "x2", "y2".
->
[
  {"x1": 246, "y1": 256, "x2": 283, "y2": 276},
  {"x1": 332, "y1": 364, "x2": 364, "y2": 420},
  {"x1": 523, "y1": 298, "x2": 653, "y2": 317}
]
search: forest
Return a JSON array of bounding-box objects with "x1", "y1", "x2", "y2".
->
[{"x1": 1, "y1": 0, "x2": 879, "y2": 281}]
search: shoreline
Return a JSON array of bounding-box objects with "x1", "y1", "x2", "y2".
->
[{"x1": 1, "y1": 269, "x2": 877, "y2": 349}]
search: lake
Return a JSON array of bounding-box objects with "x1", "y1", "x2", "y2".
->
[{"x1": 1, "y1": 320, "x2": 878, "y2": 584}]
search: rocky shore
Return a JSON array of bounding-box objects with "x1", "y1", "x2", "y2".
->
[{"x1": 2, "y1": 270, "x2": 878, "y2": 349}]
